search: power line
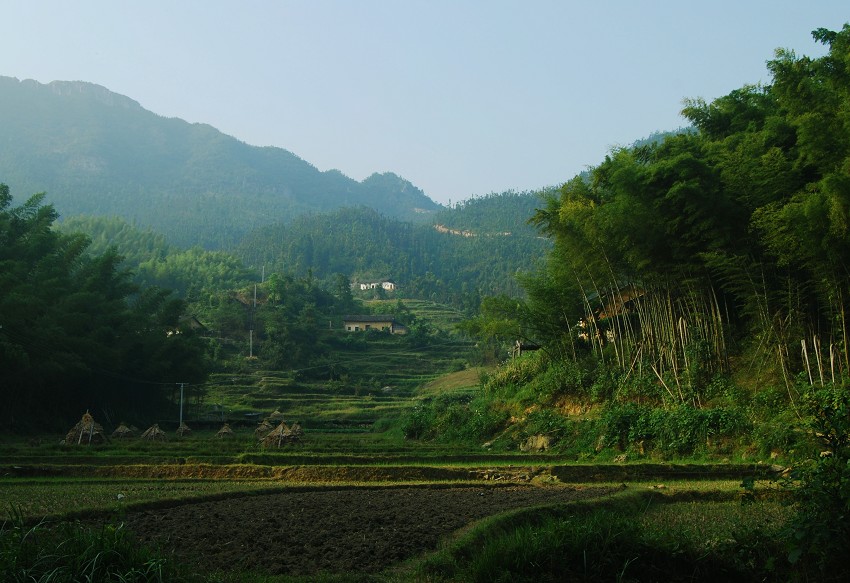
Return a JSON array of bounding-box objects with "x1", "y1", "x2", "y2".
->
[{"x1": 1, "y1": 325, "x2": 204, "y2": 388}]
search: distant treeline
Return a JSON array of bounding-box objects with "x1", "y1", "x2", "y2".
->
[{"x1": 237, "y1": 200, "x2": 551, "y2": 310}]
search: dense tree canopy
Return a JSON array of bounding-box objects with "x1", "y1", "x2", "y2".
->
[
  {"x1": 237, "y1": 201, "x2": 550, "y2": 312},
  {"x1": 0, "y1": 186, "x2": 209, "y2": 430},
  {"x1": 505, "y1": 25, "x2": 850, "y2": 399},
  {"x1": 59, "y1": 215, "x2": 257, "y2": 297}
]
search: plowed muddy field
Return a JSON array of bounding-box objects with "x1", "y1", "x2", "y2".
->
[{"x1": 123, "y1": 485, "x2": 617, "y2": 577}]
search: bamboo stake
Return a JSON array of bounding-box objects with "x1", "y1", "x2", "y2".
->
[
  {"x1": 840, "y1": 286, "x2": 849, "y2": 375},
  {"x1": 801, "y1": 339, "x2": 813, "y2": 386},
  {"x1": 650, "y1": 361, "x2": 677, "y2": 402},
  {"x1": 585, "y1": 269, "x2": 608, "y2": 363},
  {"x1": 830, "y1": 342, "x2": 836, "y2": 384},
  {"x1": 601, "y1": 255, "x2": 627, "y2": 369},
  {"x1": 813, "y1": 335, "x2": 824, "y2": 386}
]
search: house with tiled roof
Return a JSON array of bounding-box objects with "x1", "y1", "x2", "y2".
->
[{"x1": 341, "y1": 315, "x2": 407, "y2": 334}]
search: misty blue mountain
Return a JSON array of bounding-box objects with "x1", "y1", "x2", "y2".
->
[{"x1": 0, "y1": 76, "x2": 441, "y2": 248}]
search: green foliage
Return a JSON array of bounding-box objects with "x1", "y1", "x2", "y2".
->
[
  {"x1": 525, "y1": 360, "x2": 589, "y2": 404},
  {"x1": 601, "y1": 402, "x2": 748, "y2": 456},
  {"x1": 445, "y1": 25, "x2": 850, "y2": 463},
  {"x1": 521, "y1": 408, "x2": 572, "y2": 440},
  {"x1": 750, "y1": 409, "x2": 802, "y2": 458},
  {"x1": 458, "y1": 509, "x2": 643, "y2": 582},
  {"x1": 516, "y1": 25, "x2": 850, "y2": 406},
  {"x1": 237, "y1": 204, "x2": 550, "y2": 310},
  {"x1": 482, "y1": 352, "x2": 551, "y2": 395},
  {"x1": 459, "y1": 295, "x2": 530, "y2": 345},
  {"x1": 400, "y1": 403, "x2": 434, "y2": 440},
  {"x1": 0, "y1": 510, "x2": 193, "y2": 582},
  {"x1": 59, "y1": 216, "x2": 256, "y2": 297},
  {"x1": 786, "y1": 382, "x2": 850, "y2": 577},
  {"x1": 0, "y1": 185, "x2": 210, "y2": 430},
  {"x1": 418, "y1": 494, "x2": 787, "y2": 582},
  {"x1": 401, "y1": 393, "x2": 509, "y2": 443},
  {"x1": 432, "y1": 189, "x2": 550, "y2": 236}
]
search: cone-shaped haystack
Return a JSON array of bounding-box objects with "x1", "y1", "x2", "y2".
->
[
  {"x1": 176, "y1": 421, "x2": 192, "y2": 437},
  {"x1": 254, "y1": 419, "x2": 273, "y2": 439},
  {"x1": 111, "y1": 422, "x2": 134, "y2": 439},
  {"x1": 65, "y1": 411, "x2": 105, "y2": 445},
  {"x1": 262, "y1": 421, "x2": 300, "y2": 448},
  {"x1": 290, "y1": 422, "x2": 303, "y2": 440},
  {"x1": 140, "y1": 424, "x2": 167, "y2": 441},
  {"x1": 216, "y1": 423, "x2": 234, "y2": 438},
  {"x1": 266, "y1": 408, "x2": 285, "y2": 423}
]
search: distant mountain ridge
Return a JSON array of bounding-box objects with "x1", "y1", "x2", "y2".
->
[{"x1": 0, "y1": 76, "x2": 441, "y2": 248}]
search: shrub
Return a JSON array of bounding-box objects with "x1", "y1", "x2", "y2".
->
[
  {"x1": 463, "y1": 399, "x2": 510, "y2": 442},
  {"x1": 400, "y1": 394, "x2": 509, "y2": 444},
  {"x1": 401, "y1": 403, "x2": 435, "y2": 440},
  {"x1": 751, "y1": 408, "x2": 803, "y2": 457},
  {"x1": 785, "y1": 382, "x2": 850, "y2": 579},
  {"x1": 483, "y1": 351, "x2": 549, "y2": 394},
  {"x1": 589, "y1": 364, "x2": 620, "y2": 402},
  {"x1": 600, "y1": 402, "x2": 644, "y2": 450},
  {"x1": 525, "y1": 360, "x2": 590, "y2": 404},
  {"x1": 601, "y1": 403, "x2": 748, "y2": 455}
]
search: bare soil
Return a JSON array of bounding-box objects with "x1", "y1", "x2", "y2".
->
[{"x1": 122, "y1": 484, "x2": 617, "y2": 577}]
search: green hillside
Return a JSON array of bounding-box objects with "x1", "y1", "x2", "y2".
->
[
  {"x1": 200, "y1": 330, "x2": 474, "y2": 430},
  {"x1": 431, "y1": 189, "x2": 551, "y2": 236},
  {"x1": 237, "y1": 205, "x2": 551, "y2": 307},
  {"x1": 0, "y1": 76, "x2": 441, "y2": 248}
]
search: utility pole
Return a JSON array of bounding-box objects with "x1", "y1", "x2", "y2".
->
[
  {"x1": 249, "y1": 283, "x2": 257, "y2": 358},
  {"x1": 177, "y1": 382, "x2": 186, "y2": 425}
]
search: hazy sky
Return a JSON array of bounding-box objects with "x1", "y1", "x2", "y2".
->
[{"x1": 1, "y1": 1, "x2": 847, "y2": 205}]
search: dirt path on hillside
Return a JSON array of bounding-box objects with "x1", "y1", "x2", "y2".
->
[{"x1": 121, "y1": 485, "x2": 617, "y2": 577}]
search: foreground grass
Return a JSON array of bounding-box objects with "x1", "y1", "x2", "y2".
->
[
  {"x1": 0, "y1": 511, "x2": 196, "y2": 583},
  {"x1": 408, "y1": 490, "x2": 794, "y2": 583},
  {"x1": 2, "y1": 478, "x2": 812, "y2": 583}
]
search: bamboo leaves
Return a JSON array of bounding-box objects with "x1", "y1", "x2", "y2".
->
[{"x1": 525, "y1": 25, "x2": 850, "y2": 401}]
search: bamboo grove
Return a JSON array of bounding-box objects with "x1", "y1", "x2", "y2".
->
[{"x1": 515, "y1": 26, "x2": 850, "y2": 406}]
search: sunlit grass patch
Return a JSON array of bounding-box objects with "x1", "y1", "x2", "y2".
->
[
  {"x1": 0, "y1": 479, "x2": 280, "y2": 520},
  {"x1": 410, "y1": 489, "x2": 792, "y2": 582},
  {"x1": 638, "y1": 497, "x2": 791, "y2": 553}
]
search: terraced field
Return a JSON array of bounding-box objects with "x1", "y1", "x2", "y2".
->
[
  {"x1": 198, "y1": 324, "x2": 475, "y2": 432},
  {"x1": 0, "y1": 299, "x2": 792, "y2": 581}
]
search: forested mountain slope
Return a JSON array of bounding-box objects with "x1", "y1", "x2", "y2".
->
[
  {"x1": 430, "y1": 190, "x2": 550, "y2": 236},
  {"x1": 0, "y1": 76, "x2": 440, "y2": 248},
  {"x1": 58, "y1": 215, "x2": 255, "y2": 297},
  {"x1": 237, "y1": 203, "x2": 551, "y2": 309}
]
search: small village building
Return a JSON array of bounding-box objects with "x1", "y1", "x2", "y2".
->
[
  {"x1": 342, "y1": 315, "x2": 407, "y2": 334},
  {"x1": 593, "y1": 284, "x2": 646, "y2": 320},
  {"x1": 357, "y1": 280, "x2": 397, "y2": 291}
]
